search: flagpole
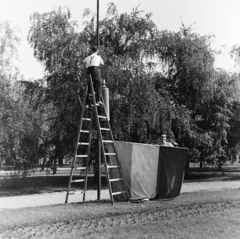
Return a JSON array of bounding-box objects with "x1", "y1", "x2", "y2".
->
[
  {"x1": 97, "y1": 0, "x2": 99, "y2": 47},
  {"x1": 97, "y1": 0, "x2": 101, "y2": 201}
]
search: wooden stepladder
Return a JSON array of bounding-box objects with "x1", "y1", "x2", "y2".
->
[{"x1": 65, "y1": 76, "x2": 128, "y2": 204}]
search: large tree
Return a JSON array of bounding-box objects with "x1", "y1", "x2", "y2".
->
[
  {"x1": 25, "y1": 3, "x2": 240, "y2": 170},
  {"x1": 0, "y1": 21, "x2": 21, "y2": 167},
  {"x1": 28, "y1": 7, "x2": 89, "y2": 165}
]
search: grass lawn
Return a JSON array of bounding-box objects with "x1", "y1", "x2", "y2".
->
[
  {"x1": 1, "y1": 164, "x2": 240, "y2": 238},
  {"x1": 1, "y1": 189, "x2": 240, "y2": 238}
]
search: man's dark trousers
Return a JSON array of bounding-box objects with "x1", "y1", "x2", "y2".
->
[{"x1": 87, "y1": 66, "x2": 102, "y2": 102}]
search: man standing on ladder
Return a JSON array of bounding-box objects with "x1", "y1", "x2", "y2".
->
[{"x1": 83, "y1": 46, "x2": 104, "y2": 105}]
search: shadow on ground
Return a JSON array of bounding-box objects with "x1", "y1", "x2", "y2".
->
[
  {"x1": 185, "y1": 164, "x2": 240, "y2": 182},
  {"x1": 0, "y1": 176, "x2": 108, "y2": 197},
  {"x1": 1, "y1": 164, "x2": 240, "y2": 197}
]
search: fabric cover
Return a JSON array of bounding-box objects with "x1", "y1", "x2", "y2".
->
[
  {"x1": 155, "y1": 146, "x2": 188, "y2": 199},
  {"x1": 108, "y1": 141, "x2": 188, "y2": 201}
]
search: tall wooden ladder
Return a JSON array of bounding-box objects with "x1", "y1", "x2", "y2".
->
[{"x1": 65, "y1": 77, "x2": 128, "y2": 204}]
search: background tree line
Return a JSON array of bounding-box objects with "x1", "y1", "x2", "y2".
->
[{"x1": 1, "y1": 3, "x2": 240, "y2": 172}]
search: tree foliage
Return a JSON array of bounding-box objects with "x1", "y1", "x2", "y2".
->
[
  {"x1": 26, "y1": 3, "x2": 240, "y2": 168},
  {"x1": 0, "y1": 21, "x2": 21, "y2": 168},
  {"x1": 2, "y1": 3, "x2": 240, "y2": 171}
]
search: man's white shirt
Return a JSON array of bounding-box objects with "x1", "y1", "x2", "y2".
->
[{"x1": 83, "y1": 53, "x2": 104, "y2": 68}]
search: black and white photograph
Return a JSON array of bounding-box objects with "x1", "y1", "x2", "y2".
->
[{"x1": 1, "y1": 1, "x2": 240, "y2": 238}]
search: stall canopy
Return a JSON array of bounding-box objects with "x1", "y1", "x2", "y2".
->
[{"x1": 108, "y1": 141, "x2": 188, "y2": 201}]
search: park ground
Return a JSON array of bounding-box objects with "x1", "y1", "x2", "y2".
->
[{"x1": 1, "y1": 164, "x2": 240, "y2": 238}]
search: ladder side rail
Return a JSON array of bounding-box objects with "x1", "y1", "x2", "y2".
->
[
  {"x1": 74, "y1": 78, "x2": 90, "y2": 167},
  {"x1": 89, "y1": 77, "x2": 115, "y2": 204},
  {"x1": 100, "y1": 98, "x2": 130, "y2": 199},
  {"x1": 76, "y1": 73, "x2": 84, "y2": 107},
  {"x1": 83, "y1": 106, "x2": 94, "y2": 202},
  {"x1": 65, "y1": 78, "x2": 89, "y2": 204}
]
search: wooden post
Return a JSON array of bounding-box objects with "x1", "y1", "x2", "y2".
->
[
  {"x1": 97, "y1": 0, "x2": 101, "y2": 200},
  {"x1": 97, "y1": 133, "x2": 101, "y2": 200},
  {"x1": 97, "y1": 0, "x2": 99, "y2": 47}
]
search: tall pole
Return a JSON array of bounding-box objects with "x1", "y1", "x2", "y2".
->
[
  {"x1": 97, "y1": 0, "x2": 99, "y2": 47},
  {"x1": 97, "y1": 0, "x2": 101, "y2": 200}
]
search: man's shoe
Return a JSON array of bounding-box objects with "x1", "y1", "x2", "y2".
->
[{"x1": 96, "y1": 101, "x2": 103, "y2": 106}]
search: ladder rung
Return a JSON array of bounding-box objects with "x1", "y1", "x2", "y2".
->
[
  {"x1": 112, "y1": 191, "x2": 127, "y2": 196},
  {"x1": 80, "y1": 130, "x2": 90, "y2": 133},
  {"x1": 100, "y1": 128, "x2": 110, "y2": 131},
  {"x1": 73, "y1": 166, "x2": 86, "y2": 170},
  {"x1": 103, "y1": 140, "x2": 113, "y2": 143},
  {"x1": 96, "y1": 103, "x2": 104, "y2": 107},
  {"x1": 83, "y1": 118, "x2": 91, "y2": 121},
  {"x1": 105, "y1": 153, "x2": 116, "y2": 156},
  {"x1": 76, "y1": 155, "x2": 88, "y2": 158},
  {"x1": 98, "y1": 115, "x2": 107, "y2": 119},
  {"x1": 69, "y1": 191, "x2": 82, "y2": 195},
  {"x1": 78, "y1": 142, "x2": 89, "y2": 145},
  {"x1": 57, "y1": 167, "x2": 71, "y2": 171},
  {"x1": 110, "y1": 178, "x2": 123, "y2": 182},
  {"x1": 57, "y1": 167, "x2": 86, "y2": 171},
  {"x1": 107, "y1": 165, "x2": 119, "y2": 169},
  {"x1": 71, "y1": 179, "x2": 85, "y2": 183}
]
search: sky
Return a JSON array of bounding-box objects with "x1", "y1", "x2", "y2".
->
[{"x1": 0, "y1": 0, "x2": 240, "y2": 80}]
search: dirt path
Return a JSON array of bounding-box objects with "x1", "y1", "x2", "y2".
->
[
  {"x1": 1, "y1": 199, "x2": 240, "y2": 238},
  {"x1": 0, "y1": 189, "x2": 110, "y2": 209}
]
